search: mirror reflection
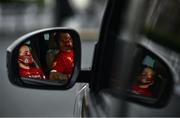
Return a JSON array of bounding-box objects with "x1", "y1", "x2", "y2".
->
[
  {"x1": 49, "y1": 32, "x2": 74, "y2": 81},
  {"x1": 130, "y1": 54, "x2": 166, "y2": 98},
  {"x1": 17, "y1": 31, "x2": 74, "y2": 84},
  {"x1": 18, "y1": 44, "x2": 46, "y2": 80}
]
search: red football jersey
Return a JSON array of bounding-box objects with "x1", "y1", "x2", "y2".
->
[
  {"x1": 132, "y1": 85, "x2": 153, "y2": 97},
  {"x1": 19, "y1": 67, "x2": 45, "y2": 80},
  {"x1": 52, "y1": 50, "x2": 74, "y2": 74}
]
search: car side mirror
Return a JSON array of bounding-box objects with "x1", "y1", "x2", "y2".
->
[{"x1": 6, "y1": 28, "x2": 81, "y2": 90}]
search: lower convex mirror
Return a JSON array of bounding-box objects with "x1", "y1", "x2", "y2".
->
[
  {"x1": 7, "y1": 28, "x2": 81, "y2": 89},
  {"x1": 108, "y1": 45, "x2": 174, "y2": 108},
  {"x1": 127, "y1": 51, "x2": 173, "y2": 106}
]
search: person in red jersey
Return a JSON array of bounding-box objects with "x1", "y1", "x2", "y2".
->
[
  {"x1": 49, "y1": 32, "x2": 74, "y2": 81},
  {"x1": 18, "y1": 44, "x2": 46, "y2": 80},
  {"x1": 132, "y1": 67, "x2": 154, "y2": 97}
]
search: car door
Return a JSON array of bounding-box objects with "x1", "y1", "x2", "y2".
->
[{"x1": 78, "y1": 0, "x2": 180, "y2": 117}]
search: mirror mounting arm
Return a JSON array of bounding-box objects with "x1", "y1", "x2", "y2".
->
[{"x1": 77, "y1": 70, "x2": 91, "y2": 83}]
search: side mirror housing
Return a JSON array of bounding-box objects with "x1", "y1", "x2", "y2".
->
[{"x1": 7, "y1": 27, "x2": 81, "y2": 90}]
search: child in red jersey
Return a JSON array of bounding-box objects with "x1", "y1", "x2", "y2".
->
[
  {"x1": 18, "y1": 44, "x2": 46, "y2": 80},
  {"x1": 132, "y1": 67, "x2": 154, "y2": 97}
]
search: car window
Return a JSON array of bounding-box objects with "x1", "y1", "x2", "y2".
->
[
  {"x1": 139, "y1": 0, "x2": 180, "y2": 96},
  {"x1": 144, "y1": 0, "x2": 180, "y2": 53},
  {"x1": 60, "y1": 0, "x2": 107, "y2": 41},
  {"x1": 0, "y1": 0, "x2": 55, "y2": 33},
  {"x1": 0, "y1": 0, "x2": 106, "y2": 41}
]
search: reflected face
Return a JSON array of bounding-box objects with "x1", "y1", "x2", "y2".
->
[
  {"x1": 59, "y1": 33, "x2": 73, "y2": 51},
  {"x1": 18, "y1": 45, "x2": 33, "y2": 66},
  {"x1": 19, "y1": 45, "x2": 31, "y2": 56},
  {"x1": 138, "y1": 68, "x2": 154, "y2": 85}
]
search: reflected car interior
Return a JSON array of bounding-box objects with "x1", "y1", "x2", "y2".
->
[
  {"x1": 17, "y1": 31, "x2": 74, "y2": 85},
  {"x1": 7, "y1": 28, "x2": 81, "y2": 90}
]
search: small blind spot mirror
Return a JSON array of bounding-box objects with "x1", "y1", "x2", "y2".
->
[
  {"x1": 7, "y1": 28, "x2": 81, "y2": 89},
  {"x1": 108, "y1": 45, "x2": 173, "y2": 108}
]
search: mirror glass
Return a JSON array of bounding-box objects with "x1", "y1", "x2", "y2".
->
[
  {"x1": 108, "y1": 45, "x2": 172, "y2": 106},
  {"x1": 130, "y1": 54, "x2": 165, "y2": 98},
  {"x1": 17, "y1": 31, "x2": 74, "y2": 85},
  {"x1": 125, "y1": 46, "x2": 172, "y2": 106}
]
